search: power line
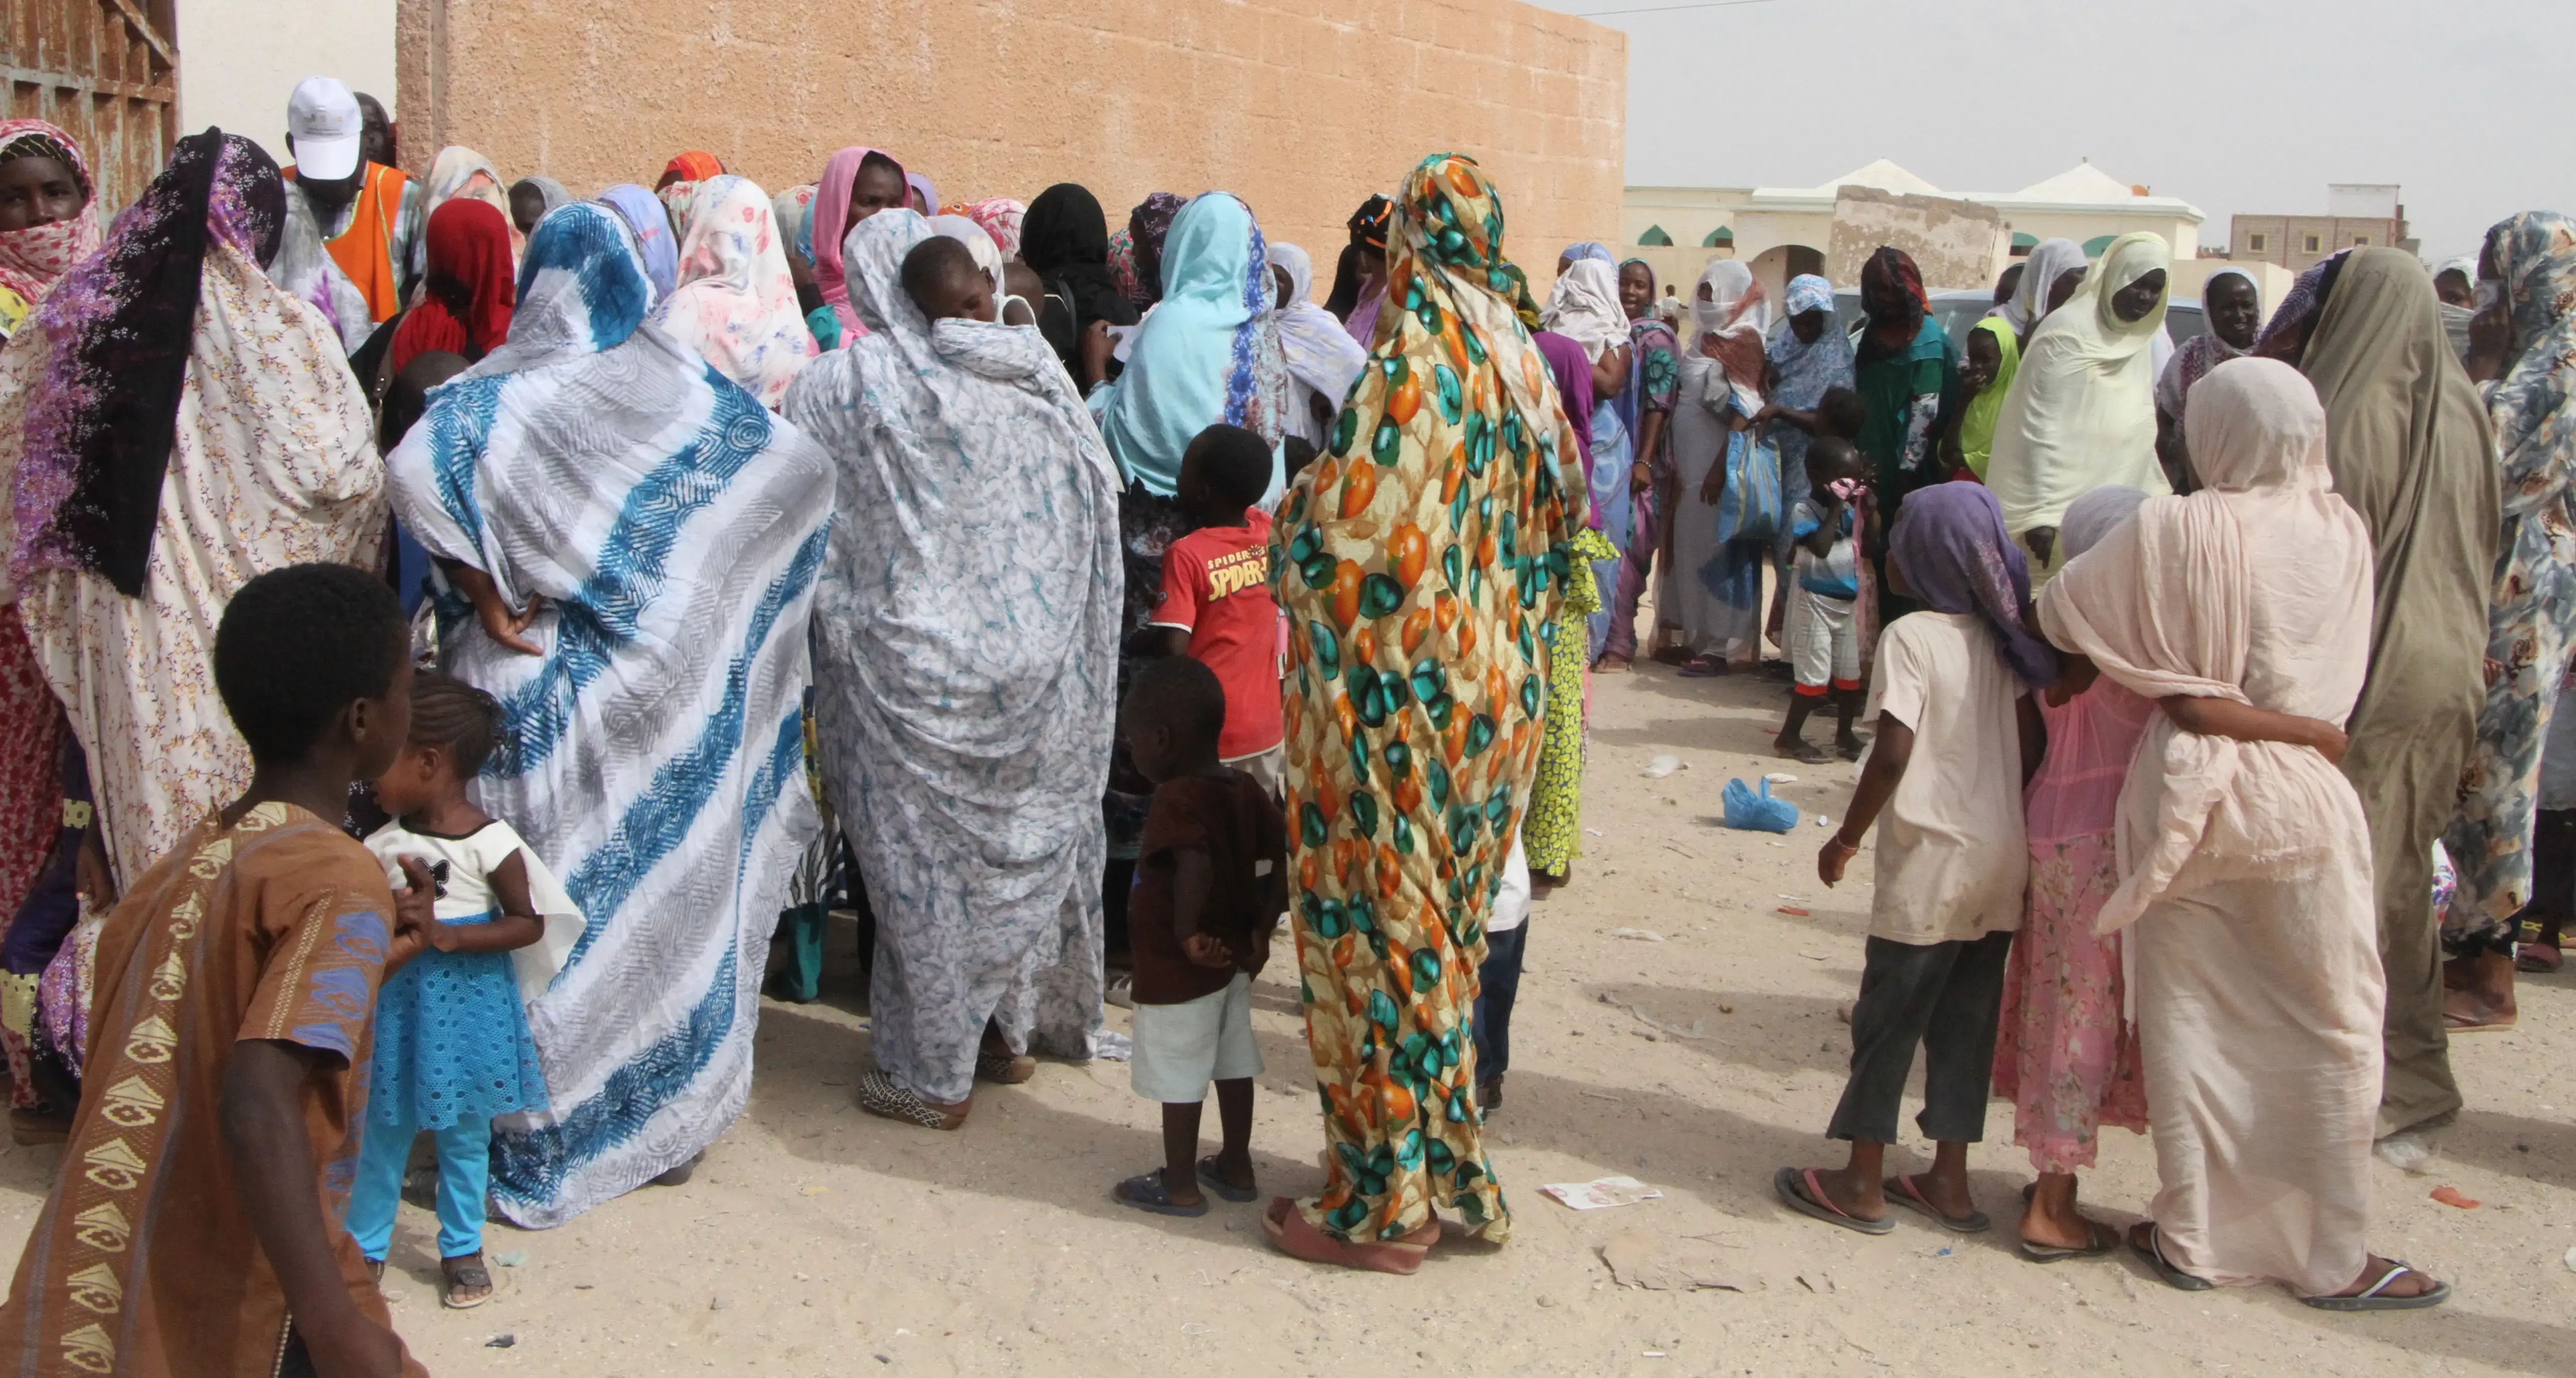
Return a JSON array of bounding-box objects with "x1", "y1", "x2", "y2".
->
[{"x1": 1572, "y1": 0, "x2": 1787, "y2": 18}]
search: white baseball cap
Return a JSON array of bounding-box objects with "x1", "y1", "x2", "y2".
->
[{"x1": 287, "y1": 76, "x2": 364, "y2": 180}]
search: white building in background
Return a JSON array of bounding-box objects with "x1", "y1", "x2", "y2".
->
[
  {"x1": 1624, "y1": 159, "x2": 2210, "y2": 303},
  {"x1": 174, "y1": 0, "x2": 395, "y2": 167}
]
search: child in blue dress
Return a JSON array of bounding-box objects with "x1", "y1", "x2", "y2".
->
[{"x1": 350, "y1": 672, "x2": 577, "y2": 1308}]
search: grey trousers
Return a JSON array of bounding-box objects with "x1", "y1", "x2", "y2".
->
[{"x1": 1827, "y1": 930, "x2": 2015, "y2": 1145}]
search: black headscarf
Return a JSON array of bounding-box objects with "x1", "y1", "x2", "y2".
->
[
  {"x1": 17, "y1": 129, "x2": 284, "y2": 596},
  {"x1": 1021, "y1": 183, "x2": 1139, "y2": 374},
  {"x1": 1322, "y1": 193, "x2": 1393, "y2": 320}
]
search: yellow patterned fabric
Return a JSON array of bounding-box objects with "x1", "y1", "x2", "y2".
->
[
  {"x1": 1522, "y1": 530, "x2": 1610, "y2": 875},
  {"x1": 1272, "y1": 153, "x2": 1586, "y2": 1244}
]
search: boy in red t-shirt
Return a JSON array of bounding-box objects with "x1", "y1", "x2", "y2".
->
[{"x1": 1147, "y1": 424, "x2": 1285, "y2": 792}]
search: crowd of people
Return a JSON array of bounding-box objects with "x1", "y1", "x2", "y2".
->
[{"x1": 0, "y1": 63, "x2": 2565, "y2": 1371}]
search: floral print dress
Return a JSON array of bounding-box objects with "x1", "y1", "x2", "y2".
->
[
  {"x1": 1993, "y1": 679, "x2": 2153, "y2": 1172},
  {"x1": 1603, "y1": 310, "x2": 1677, "y2": 662},
  {"x1": 1272, "y1": 154, "x2": 1586, "y2": 1245},
  {"x1": 2443, "y1": 212, "x2": 2576, "y2": 951}
]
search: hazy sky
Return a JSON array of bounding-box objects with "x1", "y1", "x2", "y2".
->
[{"x1": 1528, "y1": 0, "x2": 2572, "y2": 263}]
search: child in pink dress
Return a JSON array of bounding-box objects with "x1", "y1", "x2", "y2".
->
[{"x1": 1992, "y1": 487, "x2": 2154, "y2": 1260}]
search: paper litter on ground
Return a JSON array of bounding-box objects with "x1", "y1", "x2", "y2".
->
[
  {"x1": 1642, "y1": 755, "x2": 1684, "y2": 778},
  {"x1": 1540, "y1": 1176, "x2": 1664, "y2": 1210}
]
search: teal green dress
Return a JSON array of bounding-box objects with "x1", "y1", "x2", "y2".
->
[
  {"x1": 1854, "y1": 314, "x2": 1958, "y2": 617},
  {"x1": 1853, "y1": 314, "x2": 1958, "y2": 506}
]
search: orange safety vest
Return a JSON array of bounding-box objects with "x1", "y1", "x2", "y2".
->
[{"x1": 284, "y1": 162, "x2": 409, "y2": 323}]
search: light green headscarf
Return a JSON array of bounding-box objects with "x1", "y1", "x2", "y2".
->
[{"x1": 1959, "y1": 316, "x2": 2020, "y2": 480}]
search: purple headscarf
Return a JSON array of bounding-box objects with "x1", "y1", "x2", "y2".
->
[
  {"x1": 16, "y1": 129, "x2": 287, "y2": 595},
  {"x1": 1886, "y1": 480, "x2": 2059, "y2": 687},
  {"x1": 2251, "y1": 247, "x2": 2352, "y2": 366},
  {"x1": 1127, "y1": 191, "x2": 1187, "y2": 307}
]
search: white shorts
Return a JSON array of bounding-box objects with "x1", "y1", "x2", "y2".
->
[
  {"x1": 1130, "y1": 971, "x2": 1263, "y2": 1103},
  {"x1": 1792, "y1": 584, "x2": 1860, "y2": 694},
  {"x1": 1224, "y1": 744, "x2": 1284, "y2": 797}
]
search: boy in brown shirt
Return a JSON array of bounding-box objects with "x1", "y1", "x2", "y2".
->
[
  {"x1": 0, "y1": 565, "x2": 435, "y2": 1377},
  {"x1": 1109, "y1": 657, "x2": 1286, "y2": 1217}
]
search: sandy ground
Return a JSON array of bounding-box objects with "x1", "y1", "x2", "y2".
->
[{"x1": 4, "y1": 653, "x2": 2573, "y2": 1375}]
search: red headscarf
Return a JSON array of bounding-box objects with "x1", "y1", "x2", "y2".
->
[
  {"x1": 1859, "y1": 246, "x2": 1929, "y2": 355},
  {"x1": 390, "y1": 197, "x2": 514, "y2": 373},
  {"x1": 662, "y1": 150, "x2": 724, "y2": 186}
]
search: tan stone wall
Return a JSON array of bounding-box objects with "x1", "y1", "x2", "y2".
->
[
  {"x1": 1825, "y1": 187, "x2": 2008, "y2": 295},
  {"x1": 395, "y1": 0, "x2": 1625, "y2": 297}
]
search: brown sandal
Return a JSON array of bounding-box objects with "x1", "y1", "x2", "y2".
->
[
  {"x1": 857, "y1": 1070, "x2": 971, "y2": 1130},
  {"x1": 441, "y1": 1252, "x2": 495, "y2": 1309},
  {"x1": 975, "y1": 1049, "x2": 1037, "y2": 1084},
  {"x1": 1260, "y1": 1197, "x2": 1436, "y2": 1275}
]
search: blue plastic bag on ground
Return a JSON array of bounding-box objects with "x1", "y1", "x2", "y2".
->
[{"x1": 1722, "y1": 777, "x2": 1800, "y2": 833}]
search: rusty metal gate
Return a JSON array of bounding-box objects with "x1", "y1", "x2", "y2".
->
[{"x1": 2, "y1": 0, "x2": 175, "y2": 218}]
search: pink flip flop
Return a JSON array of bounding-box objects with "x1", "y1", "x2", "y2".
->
[{"x1": 1774, "y1": 1166, "x2": 1894, "y2": 1235}]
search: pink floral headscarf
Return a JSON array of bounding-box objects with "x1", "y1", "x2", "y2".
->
[
  {"x1": 946, "y1": 197, "x2": 1024, "y2": 259},
  {"x1": 652, "y1": 175, "x2": 817, "y2": 409},
  {"x1": 0, "y1": 120, "x2": 100, "y2": 320}
]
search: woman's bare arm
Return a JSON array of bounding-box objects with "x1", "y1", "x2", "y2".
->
[{"x1": 2160, "y1": 696, "x2": 2348, "y2": 764}]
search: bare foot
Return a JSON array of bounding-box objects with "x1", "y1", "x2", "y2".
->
[
  {"x1": 2020, "y1": 1175, "x2": 2098, "y2": 1251},
  {"x1": 1595, "y1": 652, "x2": 1632, "y2": 673}
]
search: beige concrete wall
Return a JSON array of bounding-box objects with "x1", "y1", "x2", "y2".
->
[
  {"x1": 395, "y1": 0, "x2": 1625, "y2": 299},
  {"x1": 1826, "y1": 188, "x2": 2008, "y2": 295},
  {"x1": 178, "y1": 0, "x2": 396, "y2": 166},
  {"x1": 2167, "y1": 259, "x2": 2295, "y2": 321},
  {"x1": 2001, "y1": 209, "x2": 2201, "y2": 262}
]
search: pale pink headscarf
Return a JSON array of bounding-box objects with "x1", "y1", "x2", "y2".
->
[
  {"x1": 811, "y1": 145, "x2": 904, "y2": 342},
  {"x1": 654, "y1": 175, "x2": 818, "y2": 409},
  {"x1": 2037, "y1": 357, "x2": 2374, "y2": 935}
]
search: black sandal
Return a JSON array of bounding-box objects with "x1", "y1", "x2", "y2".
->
[
  {"x1": 2130, "y1": 1223, "x2": 2214, "y2": 1291},
  {"x1": 1883, "y1": 1173, "x2": 1990, "y2": 1233},
  {"x1": 1775, "y1": 736, "x2": 1830, "y2": 765},
  {"x1": 1196, "y1": 1156, "x2": 1258, "y2": 1203},
  {"x1": 2019, "y1": 1218, "x2": 2121, "y2": 1263},
  {"x1": 1774, "y1": 1166, "x2": 1894, "y2": 1235},
  {"x1": 2302, "y1": 1259, "x2": 2450, "y2": 1311},
  {"x1": 1113, "y1": 1171, "x2": 1208, "y2": 1217}
]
